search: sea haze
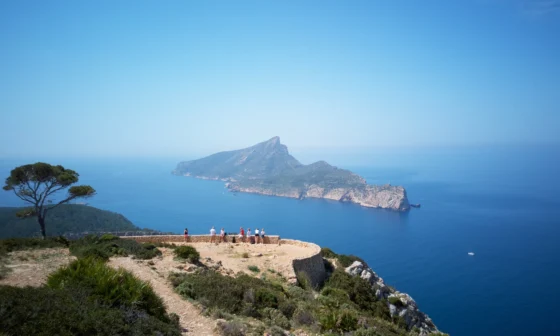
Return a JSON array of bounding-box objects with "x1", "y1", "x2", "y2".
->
[{"x1": 1, "y1": 145, "x2": 559, "y2": 336}]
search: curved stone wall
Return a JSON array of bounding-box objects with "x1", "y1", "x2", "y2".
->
[{"x1": 279, "y1": 239, "x2": 326, "y2": 288}]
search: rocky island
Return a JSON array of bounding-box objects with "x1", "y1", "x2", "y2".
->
[{"x1": 173, "y1": 137, "x2": 410, "y2": 211}]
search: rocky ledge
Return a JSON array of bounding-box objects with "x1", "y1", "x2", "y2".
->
[{"x1": 345, "y1": 261, "x2": 440, "y2": 335}]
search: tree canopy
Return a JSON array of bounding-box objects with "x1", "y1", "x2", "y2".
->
[{"x1": 3, "y1": 162, "x2": 96, "y2": 238}]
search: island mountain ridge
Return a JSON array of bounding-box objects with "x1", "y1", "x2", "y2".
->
[{"x1": 173, "y1": 137, "x2": 410, "y2": 211}]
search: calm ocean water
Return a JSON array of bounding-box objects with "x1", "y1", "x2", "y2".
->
[{"x1": 1, "y1": 146, "x2": 559, "y2": 336}]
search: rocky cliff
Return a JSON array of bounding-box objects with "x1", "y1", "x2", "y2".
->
[
  {"x1": 174, "y1": 137, "x2": 410, "y2": 211},
  {"x1": 345, "y1": 261, "x2": 440, "y2": 335}
]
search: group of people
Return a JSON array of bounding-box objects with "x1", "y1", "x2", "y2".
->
[
  {"x1": 182, "y1": 226, "x2": 267, "y2": 244},
  {"x1": 237, "y1": 226, "x2": 266, "y2": 244}
]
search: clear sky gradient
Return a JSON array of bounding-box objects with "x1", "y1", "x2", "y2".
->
[{"x1": 1, "y1": 0, "x2": 559, "y2": 158}]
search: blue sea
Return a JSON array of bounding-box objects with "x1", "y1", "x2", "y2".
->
[{"x1": 1, "y1": 146, "x2": 559, "y2": 336}]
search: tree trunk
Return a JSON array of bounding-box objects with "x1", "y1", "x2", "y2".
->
[{"x1": 38, "y1": 216, "x2": 46, "y2": 239}]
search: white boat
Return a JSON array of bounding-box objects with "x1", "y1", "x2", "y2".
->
[{"x1": 468, "y1": 252, "x2": 475, "y2": 256}]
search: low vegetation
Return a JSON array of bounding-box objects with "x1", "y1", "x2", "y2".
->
[
  {"x1": 69, "y1": 234, "x2": 162, "y2": 260},
  {"x1": 174, "y1": 245, "x2": 200, "y2": 263},
  {"x1": 170, "y1": 262, "x2": 416, "y2": 336},
  {"x1": 321, "y1": 247, "x2": 365, "y2": 268},
  {"x1": 0, "y1": 257, "x2": 180, "y2": 335}
]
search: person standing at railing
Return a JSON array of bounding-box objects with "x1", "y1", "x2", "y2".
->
[
  {"x1": 254, "y1": 228, "x2": 260, "y2": 244},
  {"x1": 220, "y1": 227, "x2": 226, "y2": 243},
  {"x1": 210, "y1": 226, "x2": 216, "y2": 243},
  {"x1": 184, "y1": 228, "x2": 189, "y2": 242},
  {"x1": 247, "y1": 228, "x2": 252, "y2": 244},
  {"x1": 260, "y1": 228, "x2": 265, "y2": 244},
  {"x1": 239, "y1": 227, "x2": 245, "y2": 243}
]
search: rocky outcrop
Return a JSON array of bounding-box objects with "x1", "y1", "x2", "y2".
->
[
  {"x1": 227, "y1": 183, "x2": 409, "y2": 211},
  {"x1": 345, "y1": 261, "x2": 439, "y2": 335}
]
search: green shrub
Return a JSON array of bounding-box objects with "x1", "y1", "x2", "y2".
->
[
  {"x1": 286, "y1": 285, "x2": 313, "y2": 301},
  {"x1": 293, "y1": 305, "x2": 316, "y2": 326},
  {"x1": 319, "y1": 309, "x2": 338, "y2": 331},
  {"x1": 321, "y1": 287, "x2": 351, "y2": 300},
  {"x1": 321, "y1": 247, "x2": 337, "y2": 258},
  {"x1": 319, "y1": 308, "x2": 358, "y2": 332},
  {"x1": 325, "y1": 269, "x2": 378, "y2": 312},
  {"x1": 278, "y1": 300, "x2": 297, "y2": 319},
  {"x1": 268, "y1": 325, "x2": 287, "y2": 336},
  {"x1": 248, "y1": 265, "x2": 260, "y2": 273},
  {"x1": 47, "y1": 257, "x2": 168, "y2": 321},
  {"x1": 99, "y1": 234, "x2": 118, "y2": 241},
  {"x1": 255, "y1": 288, "x2": 278, "y2": 309},
  {"x1": 78, "y1": 246, "x2": 110, "y2": 261},
  {"x1": 0, "y1": 285, "x2": 180, "y2": 336},
  {"x1": 338, "y1": 309, "x2": 359, "y2": 331},
  {"x1": 174, "y1": 245, "x2": 200, "y2": 263},
  {"x1": 216, "y1": 319, "x2": 247, "y2": 336},
  {"x1": 336, "y1": 254, "x2": 365, "y2": 268},
  {"x1": 296, "y1": 271, "x2": 312, "y2": 290},
  {"x1": 241, "y1": 252, "x2": 249, "y2": 258},
  {"x1": 372, "y1": 300, "x2": 391, "y2": 321},
  {"x1": 172, "y1": 269, "x2": 285, "y2": 316},
  {"x1": 261, "y1": 307, "x2": 291, "y2": 329}
]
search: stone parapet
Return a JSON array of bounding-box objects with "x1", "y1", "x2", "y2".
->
[
  {"x1": 279, "y1": 239, "x2": 326, "y2": 288},
  {"x1": 121, "y1": 234, "x2": 280, "y2": 244}
]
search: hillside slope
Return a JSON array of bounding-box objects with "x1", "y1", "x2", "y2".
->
[{"x1": 0, "y1": 205, "x2": 139, "y2": 238}]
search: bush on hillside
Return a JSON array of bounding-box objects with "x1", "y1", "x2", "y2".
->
[
  {"x1": 0, "y1": 285, "x2": 180, "y2": 336},
  {"x1": 336, "y1": 254, "x2": 365, "y2": 268},
  {"x1": 321, "y1": 247, "x2": 337, "y2": 258},
  {"x1": 325, "y1": 269, "x2": 378, "y2": 312},
  {"x1": 47, "y1": 257, "x2": 168, "y2": 321},
  {"x1": 170, "y1": 269, "x2": 286, "y2": 317},
  {"x1": 216, "y1": 319, "x2": 247, "y2": 336},
  {"x1": 261, "y1": 307, "x2": 291, "y2": 329},
  {"x1": 296, "y1": 271, "x2": 312, "y2": 290},
  {"x1": 69, "y1": 235, "x2": 161, "y2": 260},
  {"x1": 174, "y1": 245, "x2": 200, "y2": 263},
  {"x1": 318, "y1": 308, "x2": 359, "y2": 333}
]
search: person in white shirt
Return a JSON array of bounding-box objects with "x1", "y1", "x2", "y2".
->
[
  {"x1": 260, "y1": 228, "x2": 265, "y2": 244},
  {"x1": 210, "y1": 226, "x2": 216, "y2": 243},
  {"x1": 247, "y1": 228, "x2": 251, "y2": 244},
  {"x1": 254, "y1": 228, "x2": 260, "y2": 244},
  {"x1": 220, "y1": 228, "x2": 225, "y2": 243}
]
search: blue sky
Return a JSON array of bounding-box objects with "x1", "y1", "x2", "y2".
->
[{"x1": 1, "y1": 0, "x2": 559, "y2": 158}]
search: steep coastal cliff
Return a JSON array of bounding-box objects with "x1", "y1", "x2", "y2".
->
[{"x1": 174, "y1": 137, "x2": 410, "y2": 211}]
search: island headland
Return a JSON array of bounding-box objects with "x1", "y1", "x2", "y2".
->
[{"x1": 173, "y1": 137, "x2": 410, "y2": 211}]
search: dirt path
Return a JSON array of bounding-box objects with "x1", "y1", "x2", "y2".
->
[{"x1": 109, "y1": 256, "x2": 217, "y2": 336}]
